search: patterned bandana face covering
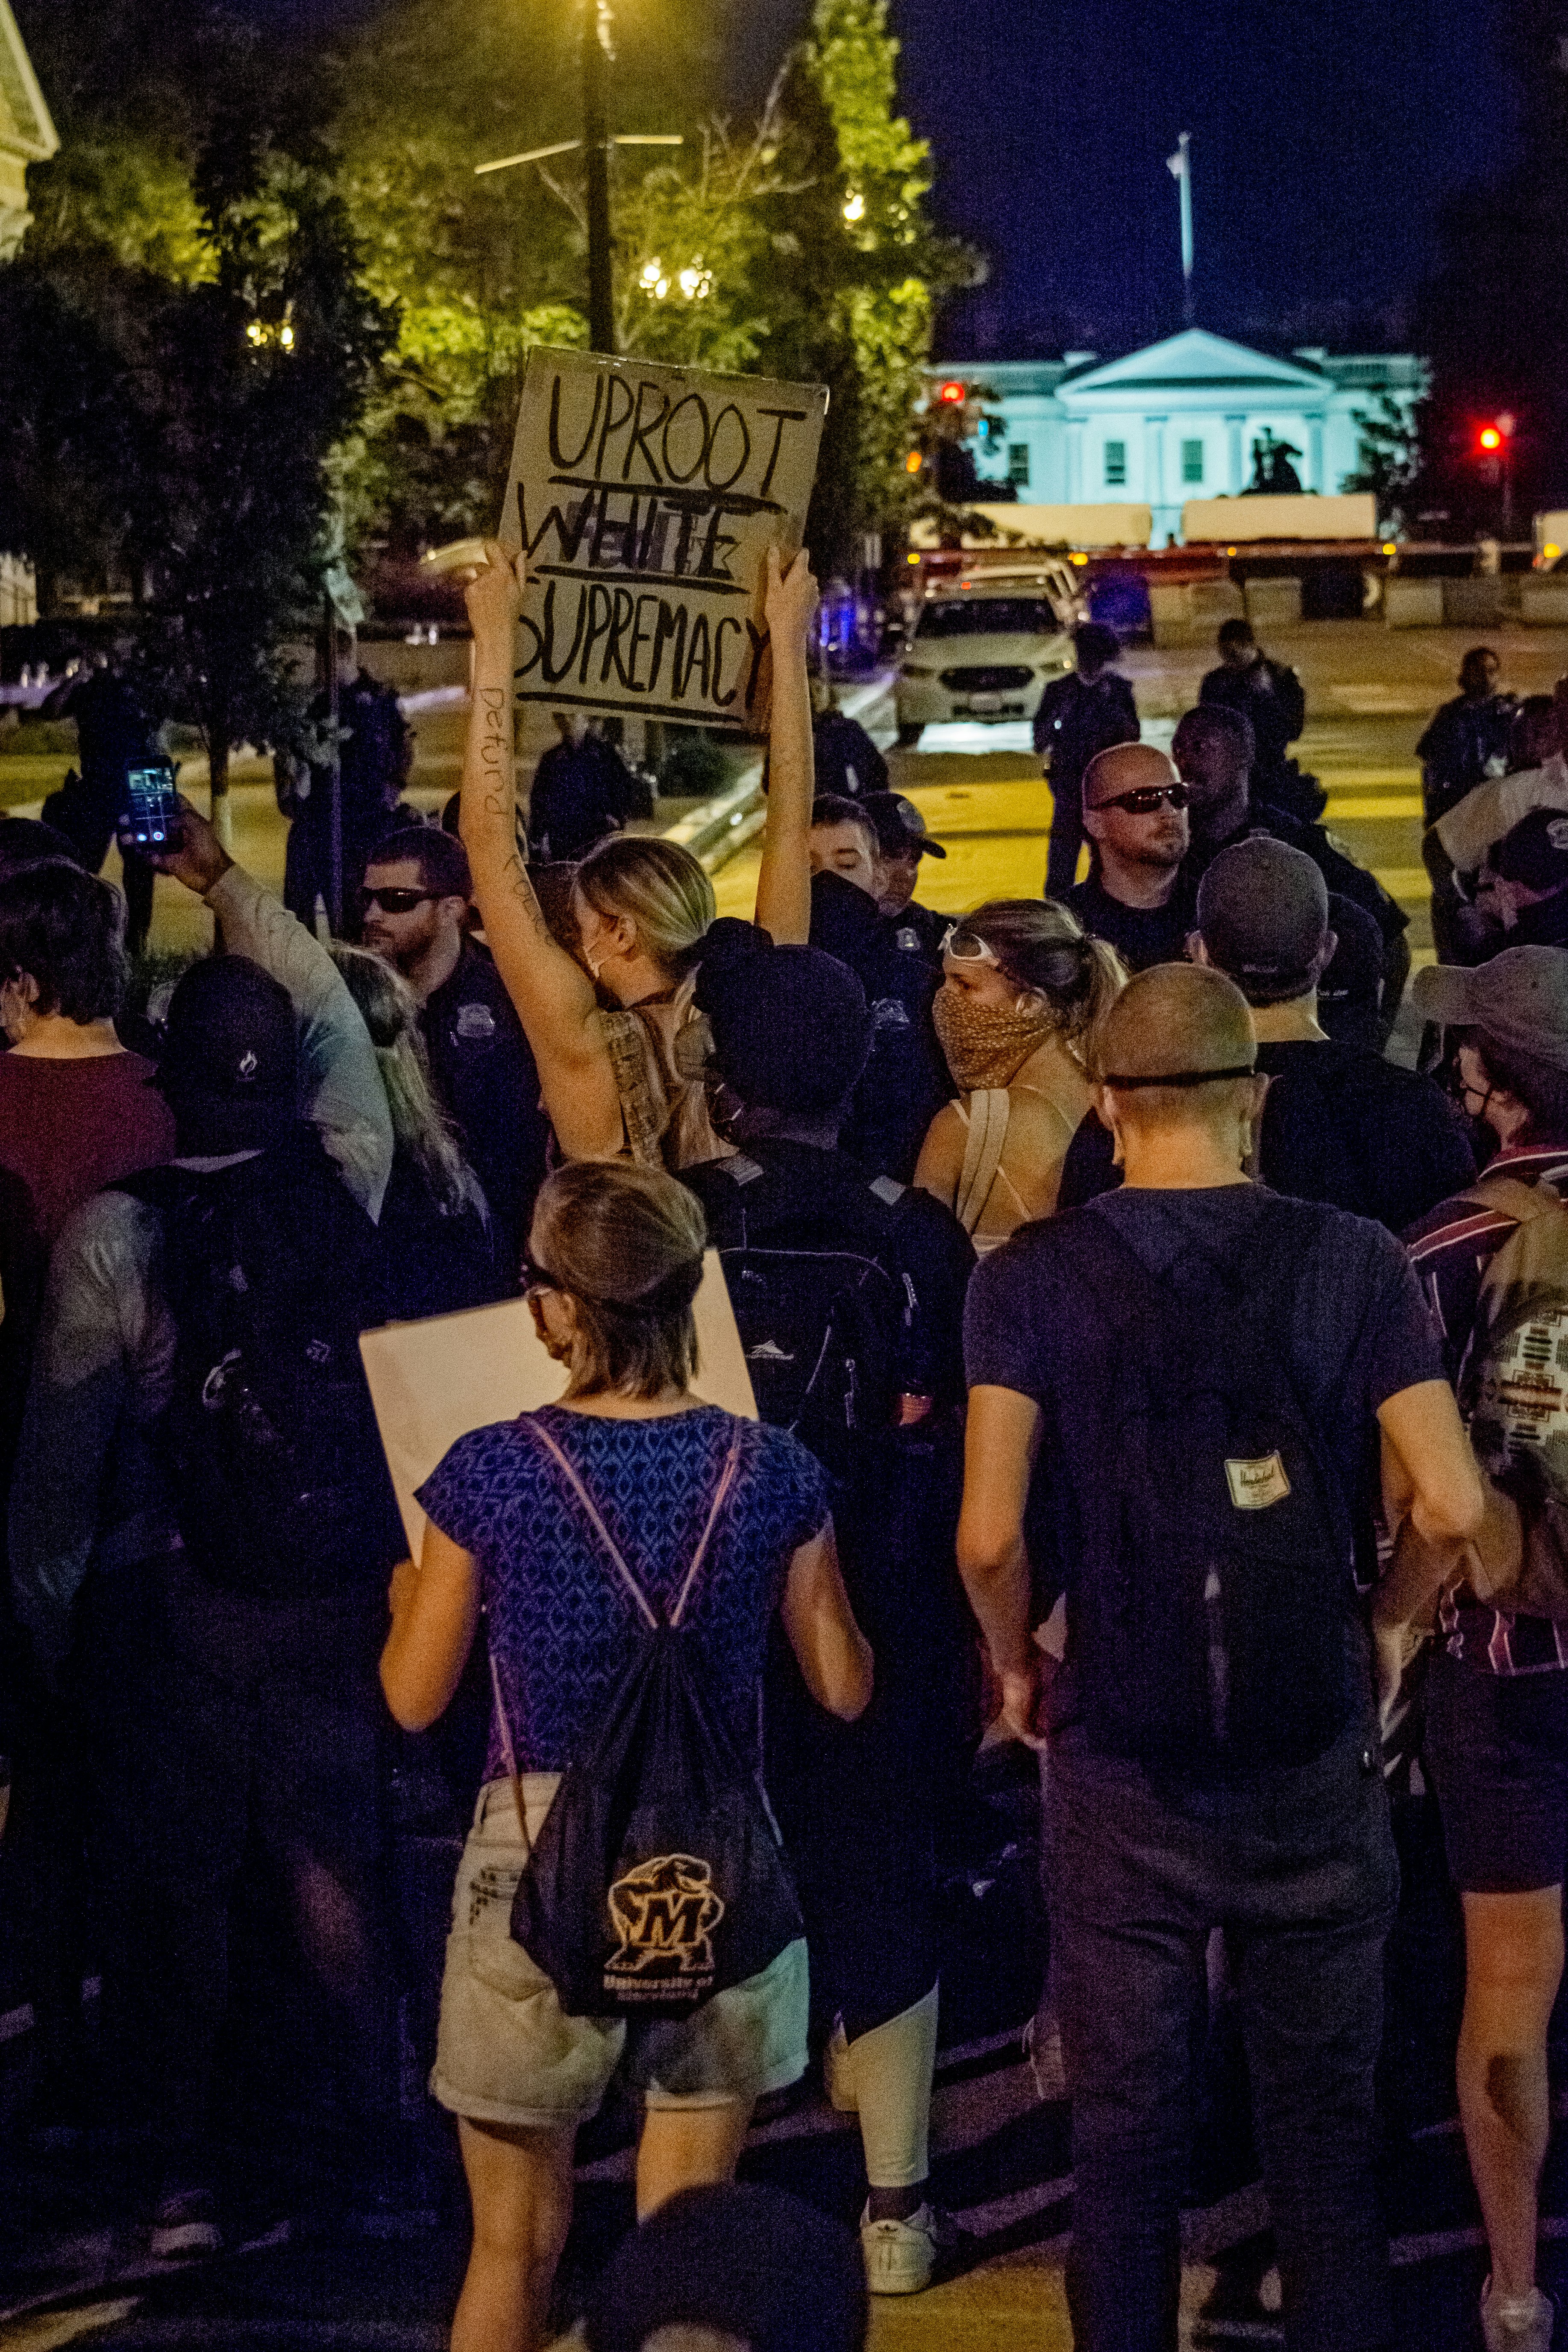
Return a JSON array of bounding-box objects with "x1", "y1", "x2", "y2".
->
[{"x1": 932, "y1": 984, "x2": 1059, "y2": 1090}]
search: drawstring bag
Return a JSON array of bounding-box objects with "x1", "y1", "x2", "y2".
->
[{"x1": 495, "y1": 1421, "x2": 805, "y2": 2019}]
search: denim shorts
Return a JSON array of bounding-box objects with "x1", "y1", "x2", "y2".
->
[
  {"x1": 430, "y1": 1778, "x2": 809, "y2": 2129},
  {"x1": 1426, "y1": 1647, "x2": 1568, "y2": 1894}
]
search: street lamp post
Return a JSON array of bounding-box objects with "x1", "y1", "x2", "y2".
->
[
  {"x1": 582, "y1": 0, "x2": 614, "y2": 353},
  {"x1": 474, "y1": 3, "x2": 681, "y2": 358}
]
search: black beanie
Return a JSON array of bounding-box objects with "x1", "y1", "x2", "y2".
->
[
  {"x1": 697, "y1": 919, "x2": 872, "y2": 1113},
  {"x1": 584, "y1": 2183, "x2": 867, "y2": 2352}
]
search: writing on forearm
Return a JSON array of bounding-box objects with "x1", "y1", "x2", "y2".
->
[{"x1": 478, "y1": 685, "x2": 510, "y2": 825}]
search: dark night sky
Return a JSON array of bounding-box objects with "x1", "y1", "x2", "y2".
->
[
  {"x1": 203, "y1": 0, "x2": 1522, "y2": 361},
  {"x1": 743, "y1": 0, "x2": 1520, "y2": 360}
]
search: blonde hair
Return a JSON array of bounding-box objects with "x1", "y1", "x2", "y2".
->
[
  {"x1": 332, "y1": 945, "x2": 482, "y2": 1220},
  {"x1": 530, "y1": 1160, "x2": 708, "y2": 1398},
  {"x1": 574, "y1": 837, "x2": 716, "y2": 980},
  {"x1": 961, "y1": 899, "x2": 1126, "y2": 1050}
]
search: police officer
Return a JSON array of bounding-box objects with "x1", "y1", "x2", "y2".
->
[{"x1": 358, "y1": 827, "x2": 548, "y2": 1269}]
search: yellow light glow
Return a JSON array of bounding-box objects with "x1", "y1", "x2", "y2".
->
[{"x1": 843, "y1": 191, "x2": 866, "y2": 223}]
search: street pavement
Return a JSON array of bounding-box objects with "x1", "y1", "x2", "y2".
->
[{"x1": 7, "y1": 617, "x2": 1568, "y2": 2349}]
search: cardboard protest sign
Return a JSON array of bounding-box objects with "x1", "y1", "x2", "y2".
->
[
  {"x1": 360, "y1": 1251, "x2": 758, "y2": 1561},
  {"x1": 500, "y1": 347, "x2": 828, "y2": 734}
]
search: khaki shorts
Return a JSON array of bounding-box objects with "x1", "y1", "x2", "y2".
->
[{"x1": 431, "y1": 1777, "x2": 809, "y2": 2130}]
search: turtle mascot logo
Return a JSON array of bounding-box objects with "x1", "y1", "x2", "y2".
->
[{"x1": 605, "y1": 1853, "x2": 725, "y2": 2000}]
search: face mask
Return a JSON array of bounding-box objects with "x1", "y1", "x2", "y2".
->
[{"x1": 932, "y1": 985, "x2": 1057, "y2": 1090}]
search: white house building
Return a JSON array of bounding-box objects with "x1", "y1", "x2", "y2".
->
[
  {"x1": 0, "y1": 0, "x2": 56, "y2": 260},
  {"x1": 942, "y1": 329, "x2": 1424, "y2": 544}
]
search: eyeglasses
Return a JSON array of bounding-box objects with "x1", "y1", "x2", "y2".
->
[
  {"x1": 361, "y1": 886, "x2": 437, "y2": 914},
  {"x1": 1087, "y1": 784, "x2": 1191, "y2": 816},
  {"x1": 940, "y1": 925, "x2": 1000, "y2": 966}
]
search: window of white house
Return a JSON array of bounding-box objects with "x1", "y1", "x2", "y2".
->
[
  {"x1": 1181, "y1": 439, "x2": 1205, "y2": 483},
  {"x1": 1007, "y1": 442, "x2": 1031, "y2": 487},
  {"x1": 1104, "y1": 440, "x2": 1127, "y2": 486}
]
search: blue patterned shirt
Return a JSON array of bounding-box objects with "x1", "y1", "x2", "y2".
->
[{"x1": 417, "y1": 1403, "x2": 830, "y2": 1775}]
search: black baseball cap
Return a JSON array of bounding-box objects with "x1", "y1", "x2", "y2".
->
[
  {"x1": 157, "y1": 954, "x2": 299, "y2": 1153},
  {"x1": 1491, "y1": 807, "x2": 1568, "y2": 894},
  {"x1": 1195, "y1": 837, "x2": 1330, "y2": 1004},
  {"x1": 858, "y1": 790, "x2": 948, "y2": 861}
]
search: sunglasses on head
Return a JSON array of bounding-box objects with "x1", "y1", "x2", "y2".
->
[
  {"x1": 940, "y1": 924, "x2": 1000, "y2": 966},
  {"x1": 361, "y1": 885, "x2": 437, "y2": 914},
  {"x1": 1089, "y1": 783, "x2": 1191, "y2": 816}
]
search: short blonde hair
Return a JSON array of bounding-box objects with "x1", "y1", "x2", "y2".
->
[
  {"x1": 574, "y1": 837, "x2": 716, "y2": 981},
  {"x1": 530, "y1": 1160, "x2": 708, "y2": 1398}
]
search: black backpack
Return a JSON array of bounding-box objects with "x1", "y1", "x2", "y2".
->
[
  {"x1": 1045, "y1": 1201, "x2": 1361, "y2": 1770},
  {"x1": 120, "y1": 1148, "x2": 401, "y2": 1596},
  {"x1": 705, "y1": 1157, "x2": 905, "y2": 1473},
  {"x1": 504, "y1": 1421, "x2": 804, "y2": 2017}
]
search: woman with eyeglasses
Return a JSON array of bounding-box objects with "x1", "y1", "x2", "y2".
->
[
  {"x1": 914, "y1": 901, "x2": 1125, "y2": 1248},
  {"x1": 453, "y1": 541, "x2": 819, "y2": 1171},
  {"x1": 381, "y1": 1160, "x2": 872, "y2": 2352}
]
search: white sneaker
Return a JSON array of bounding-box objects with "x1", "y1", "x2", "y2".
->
[
  {"x1": 1481, "y1": 2278, "x2": 1554, "y2": 2352},
  {"x1": 860, "y1": 2202, "x2": 956, "y2": 2296}
]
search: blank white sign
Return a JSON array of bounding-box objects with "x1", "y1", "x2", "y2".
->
[{"x1": 359, "y1": 1251, "x2": 758, "y2": 1559}]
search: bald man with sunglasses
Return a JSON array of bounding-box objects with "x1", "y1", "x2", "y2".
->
[{"x1": 1063, "y1": 744, "x2": 1199, "y2": 973}]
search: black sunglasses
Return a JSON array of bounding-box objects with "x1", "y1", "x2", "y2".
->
[
  {"x1": 1090, "y1": 783, "x2": 1191, "y2": 815},
  {"x1": 361, "y1": 885, "x2": 437, "y2": 914}
]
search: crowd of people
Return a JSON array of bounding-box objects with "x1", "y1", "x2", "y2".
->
[{"x1": 3, "y1": 551, "x2": 1568, "y2": 2352}]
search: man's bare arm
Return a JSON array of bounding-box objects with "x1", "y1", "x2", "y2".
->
[{"x1": 957, "y1": 1384, "x2": 1045, "y2": 1742}]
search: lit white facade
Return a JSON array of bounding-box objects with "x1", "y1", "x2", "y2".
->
[{"x1": 942, "y1": 329, "x2": 1425, "y2": 545}]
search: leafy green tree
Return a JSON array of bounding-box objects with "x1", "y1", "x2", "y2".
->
[{"x1": 1343, "y1": 391, "x2": 1425, "y2": 535}]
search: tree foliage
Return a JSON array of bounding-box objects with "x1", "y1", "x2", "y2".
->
[{"x1": 3, "y1": 12, "x2": 395, "y2": 782}]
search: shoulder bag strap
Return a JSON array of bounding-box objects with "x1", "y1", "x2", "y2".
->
[
  {"x1": 670, "y1": 1438, "x2": 745, "y2": 1627},
  {"x1": 955, "y1": 1089, "x2": 1011, "y2": 1234},
  {"x1": 486, "y1": 1631, "x2": 532, "y2": 1854},
  {"x1": 529, "y1": 1418, "x2": 660, "y2": 1630},
  {"x1": 1458, "y1": 1174, "x2": 1565, "y2": 1228}
]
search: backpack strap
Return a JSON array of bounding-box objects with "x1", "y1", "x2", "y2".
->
[
  {"x1": 1459, "y1": 1174, "x2": 1566, "y2": 1228},
  {"x1": 528, "y1": 1418, "x2": 745, "y2": 1631},
  {"x1": 954, "y1": 1089, "x2": 1011, "y2": 1234}
]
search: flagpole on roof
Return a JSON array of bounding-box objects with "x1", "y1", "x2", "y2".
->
[{"x1": 1167, "y1": 132, "x2": 1195, "y2": 326}]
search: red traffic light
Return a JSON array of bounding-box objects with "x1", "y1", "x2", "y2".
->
[
  {"x1": 1479, "y1": 425, "x2": 1503, "y2": 452},
  {"x1": 937, "y1": 380, "x2": 966, "y2": 405}
]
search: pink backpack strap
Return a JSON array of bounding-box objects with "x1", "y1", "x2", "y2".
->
[{"x1": 529, "y1": 1418, "x2": 746, "y2": 1631}]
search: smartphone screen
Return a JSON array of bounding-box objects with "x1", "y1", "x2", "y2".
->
[{"x1": 119, "y1": 763, "x2": 183, "y2": 853}]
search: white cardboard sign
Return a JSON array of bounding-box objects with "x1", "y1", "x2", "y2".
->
[
  {"x1": 499, "y1": 346, "x2": 828, "y2": 734},
  {"x1": 359, "y1": 1251, "x2": 758, "y2": 1561}
]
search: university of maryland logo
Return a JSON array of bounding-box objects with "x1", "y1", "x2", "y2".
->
[{"x1": 605, "y1": 1854, "x2": 725, "y2": 2000}]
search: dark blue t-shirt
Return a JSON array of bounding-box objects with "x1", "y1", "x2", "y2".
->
[
  {"x1": 417, "y1": 1402, "x2": 830, "y2": 1776},
  {"x1": 965, "y1": 1184, "x2": 1446, "y2": 1582}
]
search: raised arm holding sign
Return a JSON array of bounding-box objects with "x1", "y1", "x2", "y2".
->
[{"x1": 457, "y1": 353, "x2": 826, "y2": 1166}]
